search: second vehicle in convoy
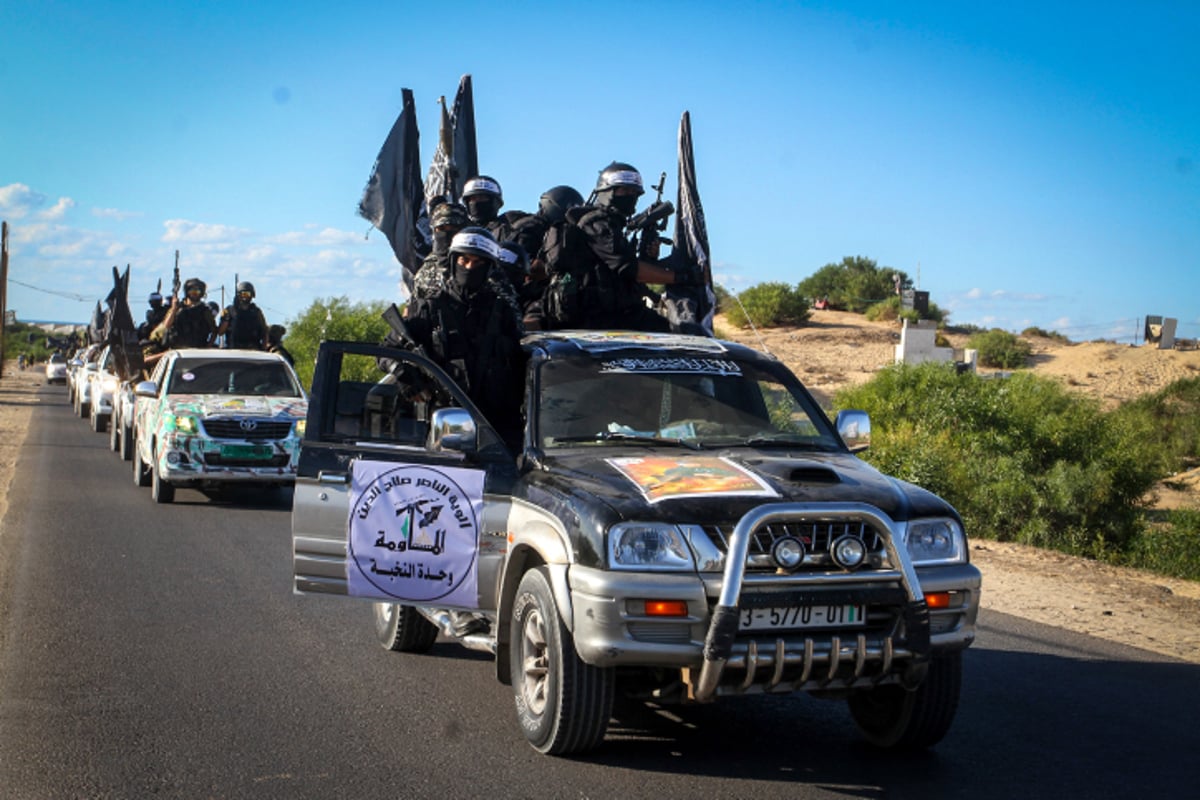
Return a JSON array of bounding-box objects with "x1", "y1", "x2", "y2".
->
[{"x1": 131, "y1": 348, "x2": 308, "y2": 503}]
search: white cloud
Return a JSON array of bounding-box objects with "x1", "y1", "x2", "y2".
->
[
  {"x1": 267, "y1": 226, "x2": 362, "y2": 247},
  {"x1": 93, "y1": 207, "x2": 144, "y2": 221},
  {"x1": 0, "y1": 183, "x2": 47, "y2": 219},
  {"x1": 162, "y1": 218, "x2": 251, "y2": 243},
  {"x1": 39, "y1": 197, "x2": 76, "y2": 220},
  {"x1": 965, "y1": 287, "x2": 983, "y2": 299}
]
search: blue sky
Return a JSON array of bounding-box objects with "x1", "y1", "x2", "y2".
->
[{"x1": 2, "y1": 1, "x2": 1196, "y2": 342}]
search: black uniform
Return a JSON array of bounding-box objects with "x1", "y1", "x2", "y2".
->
[
  {"x1": 574, "y1": 205, "x2": 671, "y2": 333},
  {"x1": 222, "y1": 301, "x2": 268, "y2": 349},
  {"x1": 165, "y1": 302, "x2": 217, "y2": 349},
  {"x1": 401, "y1": 281, "x2": 525, "y2": 445}
]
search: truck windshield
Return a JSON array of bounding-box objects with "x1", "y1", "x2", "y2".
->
[{"x1": 536, "y1": 354, "x2": 838, "y2": 450}]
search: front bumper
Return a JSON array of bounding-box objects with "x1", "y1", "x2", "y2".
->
[
  {"x1": 155, "y1": 432, "x2": 301, "y2": 484},
  {"x1": 567, "y1": 503, "x2": 980, "y2": 698}
]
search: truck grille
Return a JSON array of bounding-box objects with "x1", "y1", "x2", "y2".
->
[
  {"x1": 203, "y1": 419, "x2": 293, "y2": 441},
  {"x1": 701, "y1": 520, "x2": 888, "y2": 571},
  {"x1": 203, "y1": 453, "x2": 291, "y2": 468}
]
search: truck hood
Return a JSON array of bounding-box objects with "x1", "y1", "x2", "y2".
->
[
  {"x1": 164, "y1": 393, "x2": 308, "y2": 419},
  {"x1": 530, "y1": 449, "x2": 954, "y2": 524}
]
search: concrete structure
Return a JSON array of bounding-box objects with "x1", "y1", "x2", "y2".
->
[{"x1": 894, "y1": 319, "x2": 954, "y2": 365}]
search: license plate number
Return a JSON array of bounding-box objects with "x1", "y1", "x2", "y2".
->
[
  {"x1": 739, "y1": 604, "x2": 867, "y2": 631},
  {"x1": 220, "y1": 444, "x2": 272, "y2": 459}
]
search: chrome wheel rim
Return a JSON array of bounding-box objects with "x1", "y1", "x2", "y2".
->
[{"x1": 519, "y1": 608, "x2": 549, "y2": 717}]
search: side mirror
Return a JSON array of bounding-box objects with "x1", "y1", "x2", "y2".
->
[
  {"x1": 134, "y1": 380, "x2": 158, "y2": 398},
  {"x1": 835, "y1": 409, "x2": 871, "y2": 453},
  {"x1": 429, "y1": 408, "x2": 476, "y2": 454}
]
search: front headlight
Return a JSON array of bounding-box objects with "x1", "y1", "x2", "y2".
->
[
  {"x1": 171, "y1": 415, "x2": 200, "y2": 435},
  {"x1": 608, "y1": 522, "x2": 696, "y2": 572},
  {"x1": 294, "y1": 418, "x2": 306, "y2": 437},
  {"x1": 905, "y1": 518, "x2": 967, "y2": 565}
]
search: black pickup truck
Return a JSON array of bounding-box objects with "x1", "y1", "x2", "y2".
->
[{"x1": 291, "y1": 331, "x2": 980, "y2": 755}]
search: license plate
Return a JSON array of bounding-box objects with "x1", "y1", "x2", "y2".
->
[
  {"x1": 220, "y1": 444, "x2": 272, "y2": 459},
  {"x1": 739, "y1": 604, "x2": 867, "y2": 631}
]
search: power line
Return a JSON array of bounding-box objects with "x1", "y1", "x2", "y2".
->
[{"x1": 8, "y1": 277, "x2": 93, "y2": 302}]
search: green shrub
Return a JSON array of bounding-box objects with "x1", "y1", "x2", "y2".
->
[
  {"x1": 798, "y1": 256, "x2": 907, "y2": 313},
  {"x1": 723, "y1": 282, "x2": 810, "y2": 328},
  {"x1": 1124, "y1": 511, "x2": 1200, "y2": 580},
  {"x1": 1112, "y1": 377, "x2": 1200, "y2": 472},
  {"x1": 712, "y1": 284, "x2": 733, "y2": 314},
  {"x1": 285, "y1": 297, "x2": 392, "y2": 389},
  {"x1": 864, "y1": 295, "x2": 948, "y2": 325},
  {"x1": 833, "y1": 363, "x2": 1164, "y2": 557},
  {"x1": 1021, "y1": 326, "x2": 1071, "y2": 344},
  {"x1": 967, "y1": 329, "x2": 1033, "y2": 369}
]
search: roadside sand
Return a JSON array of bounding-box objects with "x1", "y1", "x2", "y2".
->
[{"x1": 3, "y1": 340, "x2": 1199, "y2": 663}]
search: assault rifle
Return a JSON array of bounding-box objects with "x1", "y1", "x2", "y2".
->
[
  {"x1": 381, "y1": 303, "x2": 428, "y2": 359},
  {"x1": 626, "y1": 171, "x2": 674, "y2": 261},
  {"x1": 171, "y1": 250, "x2": 181, "y2": 301},
  {"x1": 380, "y1": 303, "x2": 436, "y2": 421}
]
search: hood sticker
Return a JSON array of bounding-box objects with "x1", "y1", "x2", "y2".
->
[{"x1": 606, "y1": 455, "x2": 779, "y2": 504}]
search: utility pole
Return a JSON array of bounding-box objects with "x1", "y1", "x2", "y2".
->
[{"x1": 1, "y1": 221, "x2": 9, "y2": 378}]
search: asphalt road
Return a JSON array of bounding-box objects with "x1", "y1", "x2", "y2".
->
[{"x1": 1, "y1": 383, "x2": 1198, "y2": 799}]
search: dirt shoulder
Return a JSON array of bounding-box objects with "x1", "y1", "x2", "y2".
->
[
  {"x1": 2, "y1": 350, "x2": 1199, "y2": 663},
  {"x1": 714, "y1": 312, "x2": 1200, "y2": 662}
]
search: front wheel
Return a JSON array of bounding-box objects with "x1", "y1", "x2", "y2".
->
[
  {"x1": 510, "y1": 567, "x2": 614, "y2": 755},
  {"x1": 150, "y1": 453, "x2": 175, "y2": 504},
  {"x1": 847, "y1": 651, "x2": 962, "y2": 750},
  {"x1": 119, "y1": 423, "x2": 133, "y2": 461},
  {"x1": 373, "y1": 603, "x2": 439, "y2": 653},
  {"x1": 132, "y1": 435, "x2": 152, "y2": 487}
]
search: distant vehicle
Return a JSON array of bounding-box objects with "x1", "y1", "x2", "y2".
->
[
  {"x1": 45, "y1": 353, "x2": 68, "y2": 385},
  {"x1": 69, "y1": 344, "x2": 102, "y2": 417},
  {"x1": 84, "y1": 345, "x2": 121, "y2": 433},
  {"x1": 110, "y1": 378, "x2": 137, "y2": 461},
  {"x1": 131, "y1": 348, "x2": 308, "y2": 503}
]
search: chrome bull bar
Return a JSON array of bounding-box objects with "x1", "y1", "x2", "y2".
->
[{"x1": 693, "y1": 502, "x2": 928, "y2": 702}]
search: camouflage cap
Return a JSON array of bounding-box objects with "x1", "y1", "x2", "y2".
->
[{"x1": 431, "y1": 201, "x2": 469, "y2": 229}]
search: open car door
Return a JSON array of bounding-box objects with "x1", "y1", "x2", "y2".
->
[{"x1": 291, "y1": 340, "x2": 517, "y2": 613}]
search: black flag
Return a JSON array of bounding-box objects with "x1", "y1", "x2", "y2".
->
[
  {"x1": 663, "y1": 111, "x2": 716, "y2": 336},
  {"x1": 449, "y1": 74, "x2": 478, "y2": 199},
  {"x1": 358, "y1": 88, "x2": 430, "y2": 296},
  {"x1": 88, "y1": 301, "x2": 107, "y2": 345},
  {"x1": 102, "y1": 265, "x2": 143, "y2": 380},
  {"x1": 424, "y1": 95, "x2": 453, "y2": 209}
]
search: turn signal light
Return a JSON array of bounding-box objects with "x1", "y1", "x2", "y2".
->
[
  {"x1": 924, "y1": 592, "x2": 952, "y2": 609},
  {"x1": 643, "y1": 600, "x2": 689, "y2": 617}
]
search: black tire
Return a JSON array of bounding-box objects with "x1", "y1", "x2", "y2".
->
[
  {"x1": 373, "y1": 602, "x2": 439, "y2": 653},
  {"x1": 132, "y1": 436, "x2": 152, "y2": 487},
  {"x1": 109, "y1": 415, "x2": 120, "y2": 450},
  {"x1": 119, "y1": 423, "x2": 133, "y2": 462},
  {"x1": 510, "y1": 567, "x2": 614, "y2": 755},
  {"x1": 92, "y1": 410, "x2": 108, "y2": 434},
  {"x1": 150, "y1": 452, "x2": 175, "y2": 504},
  {"x1": 847, "y1": 651, "x2": 962, "y2": 750}
]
